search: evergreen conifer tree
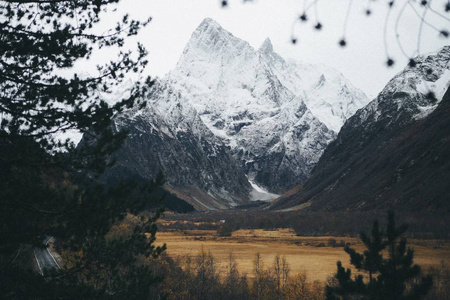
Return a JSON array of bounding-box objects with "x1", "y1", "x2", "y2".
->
[
  {"x1": 0, "y1": 1, "x2": 165, "y2": 298},
  {"x1": 326, "y1": 212, "x2": 433, "y2": 300}
]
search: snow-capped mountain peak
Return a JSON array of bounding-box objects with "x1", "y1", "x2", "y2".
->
[
  {"x1": 354, "y1": 46, "x2": 450, "y2": 128},
  {"x1": 177, "y1": 18, "x2": 255, "y2": 72},
  {"x1": 107, "y1": 18, "x2": 371, "y2": 210},
  {"x1": 198, "y1": 17, "x2": 221, "y2": 30},
  {"x1": 259, "y1": 38, "x2": 274, "y2": 53},
  {"x1": 161, "y1": 18, "x2": 369, "y2": 193}
]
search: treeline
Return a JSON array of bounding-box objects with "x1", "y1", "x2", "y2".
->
[
  {"x1": 147, "y1": 228, "x2": 449, "y2": 300},
  {"x1": 59, "y1": 214, "x2": 325, "y2": 299},
  {"x1": 129, "y1": 247, "x2": 449, "y2": 300},
  {"x1": 56, "y1": 213, "x2": 450, "y2": 299},
  {"x1": 161, "y1": 210, "x2": 450, "y2": 239},
  {"x1": 148, "y1": 250, "x2": 325, "y2": 300}
]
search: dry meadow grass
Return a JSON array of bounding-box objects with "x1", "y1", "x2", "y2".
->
[{"x1": 155, "y1": 228, "x2": 450, "y2": 282}]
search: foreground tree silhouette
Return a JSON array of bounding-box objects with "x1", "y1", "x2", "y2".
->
[
  {"x1": 326, "y1": 212, "x2": 433, "y2": 300},
  {"x1": 0, "y1": 0, "x2": 153, "y2": 150},
  {"x1": 0, "y1": 1, "x2": 165, "y2": 298}
]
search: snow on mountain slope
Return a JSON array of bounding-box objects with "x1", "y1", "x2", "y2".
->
[
  {"x1": 107, "y1": 80, "x2": 252, "y2": 210},
  {"x1": 103, "y1": 18, "x2": 370, "y2": 208},
  {"x1": 271, "y1": 46, "x2": 450, "y2": 212},
  {"x1": 258, "y1": 38, "x2": 369, "y2": 133},
  {"x1": 160, "y1": 18, "x2": 367, "y2": 193},
  {"x1": 353, "y1": 46, "x2": 450, "y2": 130}
]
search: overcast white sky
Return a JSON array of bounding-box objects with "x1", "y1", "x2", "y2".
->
[{"x1": 89, "y1": 0, "x2": 449, "y2": 98}]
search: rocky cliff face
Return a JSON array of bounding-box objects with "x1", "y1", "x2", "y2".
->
[
  {"x1": 104, "y1": 18, "x2": 369, "y2": 209},
  {"x1": 271, "y1": 46, "x2": 450, "y2": 212},
  {"x1": 105, "y1": 81, "x2": 252, "y2": 210},
  {"x1": 163, "y1": 18, "x2": 368, "y2": 194}
]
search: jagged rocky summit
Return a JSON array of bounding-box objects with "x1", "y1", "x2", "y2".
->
[
  {"x1": 105, "y1": 18, "x2": 369, "y2": 210},
  {"x1": 271, "y1": 46, "x2": 450, "y2": 212}
]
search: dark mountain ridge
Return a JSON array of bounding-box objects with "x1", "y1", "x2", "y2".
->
[{"x1": 272, "y1": 47, "x2": 450, "y2": 212}]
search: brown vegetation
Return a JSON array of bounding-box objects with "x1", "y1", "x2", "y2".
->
[
  {"x1": 147, "y1": 243, "x2": 449, "y2": 299},
  {"x1": 148, "y1": 249, "x2": 325, "y2": 300},
  {"x1": 155, "y1": 228, "x2": 450, "y2": 283},
  {"x1": 57, "y1": 213, "x2": 448, "y2": 299}
]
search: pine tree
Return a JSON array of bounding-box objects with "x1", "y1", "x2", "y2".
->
[
  {"x1": 345, "y1": 220, "x2": 385, "y2": 286},
  {"x1": 0, "y1": 1, "x2": 165, "y2": 298},
  {"x1": 326, "y1": 212, "x2": 433, "y2": 300},
  {"x1": 0, "y1": 0, "x2": 151, "y2": 153}
]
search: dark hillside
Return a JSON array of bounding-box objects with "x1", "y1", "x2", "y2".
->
[{"x1": 272, "y1": 86, "x2": 450, "y2": 212}]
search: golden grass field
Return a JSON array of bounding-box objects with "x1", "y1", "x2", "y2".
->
[{"x1": 155, "y1": 228, "x2": 450, "y2": 282}]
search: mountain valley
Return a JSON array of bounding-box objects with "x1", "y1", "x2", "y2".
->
[{"x1": 104, "y1": 18, "x2": 370, "y2": 209}]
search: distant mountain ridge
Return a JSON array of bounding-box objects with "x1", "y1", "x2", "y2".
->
[
  {"x1": 271, "y1": 46, "x2": 450, "y2": 212},
  {"x1": 104, "y1": 18, "x2": 370, "y2": 209}
]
